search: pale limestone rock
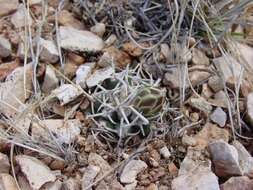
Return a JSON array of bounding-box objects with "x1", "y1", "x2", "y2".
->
[
  {"x1": 120, "y1": 160, "x2": 147, "y2": 184},
  {"x1": 0, "y1": 173, "x2": 19, "y2": 190},
  {"x1": 159, "y1": 146, "x2": 171, "y2": 159},
  {"x1": 16, "y1": 155, "x2": 56, "y2": 190},
  {"x1": 0, "y1": 153, "x2": 10, "y2": 173},
  {"x1": 0, "y1": 64, "x2": 33, "y2": 117},
  {"x1": 11, "y1": 4, "x2": 33, "y2": 28},
  {"x1": 59, "y1": 26, "x2": 104, "y2": 52},
  {"x1": 39, "y1": 38, "x2": 59, "y2": 63},
  {"x1": 88, "y1": 153, "x2": 112, "y2": 179},
  {"x1": 172, "y1": 166, "x2": 219, "y2": 190},
  {"x1": 81, "y1": 165, "x2": 100, "y2": 190},
  {"x1": 90, "y1": 23, "x2": 106, "y2": 37},
  {"x1": 210, "y1": 107, "x2": 227, "y2": 127},
  {"x1": 42, "y1": 65, "x2": 59, "y2": 94},
  {"x1": 76, "y1": 63, "x2": 96, "y2": 89},
  {"x1": 0, "y1": 0, "x2": 19, "y2": 17},
  {"x1": 32, "y1": 119, "x2": 81, "y2": 144},
  {"x1": 220, "y1": 176, "x2": 253, "y2": 190},
  {"x1": 192, "y1": 48, "x2": 209, "y2": 65},
  {"x1": 232, "y1": 140, "x2": 253, "y2": 176},
  {"x1": 53, "y1": 84, "x2": 82, "y2": 105},
  {"x1": 208, "y1": 140, "x2": 242, "y2": 177},
  {"x1": 0, "y1": 36, "x2": 11, "y2": 58},
  {"x1": 86, "y1": 67, "x2": 114, "y2": 88}
]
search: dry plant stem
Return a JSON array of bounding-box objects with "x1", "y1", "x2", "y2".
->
[
  {"x1": 178, "y1": 120, "x2": 202, "y2": 137},
  {"x1": 196, "y1": 6, "x2": 237, "y2": 140},
  {"x1": 22, "y1": 0, "x2": 31, "y2": 99},
  {"x1": 55, "y1": 0, "x2": 66, "y2": 79},
  {"x1": 124, "y1": 0, "x2": 179, "y2": 50},
  {"x1": 10, "y1": 144, "x2": 21, "y2": 190}
]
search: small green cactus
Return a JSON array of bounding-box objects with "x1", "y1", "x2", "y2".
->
[
  {"x1": 132, "y1": 87, "x2": 166, "y2": 117},
  {"x1": 89, "y1": 69, "x2": 168, "y2": 140}
]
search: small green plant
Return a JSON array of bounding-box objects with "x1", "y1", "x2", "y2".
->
[{"x1": 88, "y1": 67, "x2": 167, "y2": 143}]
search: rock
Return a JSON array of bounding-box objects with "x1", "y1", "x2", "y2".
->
[
  {"x1": 192, "y1": 48, "x2": 210, "y2": 65},
  {"x1": 168, "y1": 162, "x2": 179, "y2": 176},
  {"x1": 167, "y1": 44, "x2": 192, "y2": 63},
  {"x1": 41, "y1": 180, "x2": 62, "y2": 190},
  {"x1": 82, "y1": 165, "x2": 100, "y2": 190},
  {"x1": 76, "y1": 63, "x2": 96, "y2": 89},
  {"x1": 123, "y1": 42, "x2": 143, "y2": 57},
  {"x1": 86, "y1": 67, "x2": 114, "y2": 88},
  {"x1": 17, "y1": 41, "x2": 31, "y2": 59},
  {"x1": 220, "y1": 176, "x2": 253, "y2": 190},
  {"x1": 189, "y1": 65, "x2": 211, "y2": 86},
  {"x1": 63, "y1": 61, "x2": 79, "y2": 79},
  {"x1": 32, "y1": 119, "x2": 81, "y2": 144},
  {"x1": 49, "y1": 160, "x2": 65, "y2": 170},
  {"x1": 209, "y1": 90, "x2": 229, "y2": 108},
  {"x1": 16, "y1": 155, "x2": 56, "y2": 190},
  {"x1": 0, "y1": 36, "x2": 11, "y2": 57},
  {"x1": 39, "y1": 38, "x2": 59, "y2": 63},
  {"x1": 17, "y1": 174, "x2": 32, "y2": 190},
  {"x1": 52, "y1": 84, "x2": 82, "y2": 105},
  {"x1": 98, "y1": 47, "x2": 131, "y2": 69},
  {"x1": 210, "y1": 107, "x2": 227, "y2": 127},
  {"x1": 208, "y1": 140, "x2": 242, "y2": 177},
  {"x1": 193, "y1": 123, "x2": 229, "y2": 149},
  {"x1": 179, "y1": 148, "x2": 211, "y2": 176},
  {"x1": 88, "y1": 153, "x2": 112, "y2": 179},
  {"x1": 0, "y1": 61, "x2": 19, "y2": 81},
  {"x1": 42, "y1": 65, "x2": 59, "y2": 94},
  {"x1": 232, "y1": 140, "x2": 253, "y2": 177},
  {"x1": 164, "y1": 65, "x2": 210, "y2": 90},
  {"x1": 0, "y1": 0, "x2": 19, "y2": 17},
  {"x1": 120, "y1": 160, "x2": 147, "y2": 184},
  {"x1": 90, "y1": 23, "x2": 106, "y2": 37},
  {"x1": 163, "y1": 67, "x2": 189, "y2": 89},
  {"x1": 182, "y1": 134, "x2": 197, "y2": 147},
  {"x1": 62, "y1": 177, "x2": 80, "y2": 190},
  {"x1": 172, "y1": 166, "x2": 219, "y2": 190},
  {"x1": 57, "y1": 10, "x2": 84, "y2": 30},
  {"x1": 59, "y1": 26, "x2": 104, "y2": 52},
  {"x1": 208, "y1": 76, "x2": 223, "y2": 92},
  {"x1": 160, "y1": 43, "x2": 170, "y2": 60},
  {"x1": 0, "y1": 153, "x2": 10, "y2": 173},
  {"x1": 67, "y1": 53, "x2": 85, "y2": 65},
  {"x1": 159, "y1": 146, "x2": 171, "y2": 159},
  {"x1": 11, "y1": 4, "x2": 33, "y2": 28},
  {"x1": 0, "y1": 173, "x2": 19, "y2": 190},
  {"x1": 247, "y1": 92, "x2": 253, "y2": 126},
  {"x1": 28, "y1": 0, "x2": 42, "y2": 5},
  {"x1": 96, "y1": 180, "x2": 109, "y2": 190},
  {"x1": 0, "y1": 64, "x2": 33, "y2": 117},
  {"x1": 124, "y1": 180, "x2": 137, "y2": 190},
  {"x1": 110, "y1": 179, "x2": 124, "y2": 190},
  {"x1": 231, "y1": 42, "x2": 253, "y2": 72},
  {"x1": 146, "y1": 183, "x2": 158, "y2": 190},
  {"x1": 97, "y1": 52, "x2": 111, "y2": 68},
  {"x1": 110, "y1": 178, "x2": 125, "y2": 190},
  {"x1": 188, "y1": 97, "x2": 213, "y2": 115},
  {"x1": 105, "y1": 34, "x2": 117, "y2": 47},
  {"x1": 213, "y1": 54, "x2": 242, "y2": 85}
]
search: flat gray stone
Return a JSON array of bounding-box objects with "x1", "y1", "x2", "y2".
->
[
  {"x1": 210, "y1": 107, "x2": 227, "y2": 127},
  {"x1": 59, "y1": 26, "x2": 104, "y2": 52}
]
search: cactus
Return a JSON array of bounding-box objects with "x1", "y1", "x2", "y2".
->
[
  {"x1": 132, "y1": 86, "x2": 166, "y2": 118},
  {"x1": 89, "y1": 69, "x2": 167, "y2": 140}
]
